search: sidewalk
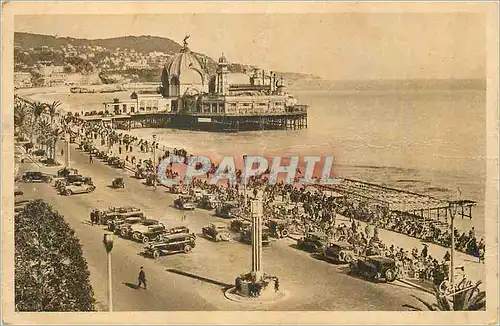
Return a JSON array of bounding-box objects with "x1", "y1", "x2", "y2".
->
[{"x1": 335, "y1": 215, "x2": 485, "y2": 284}]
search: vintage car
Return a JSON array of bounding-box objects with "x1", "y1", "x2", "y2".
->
[
  {"x1": 173, "y1": 195, "x2": 196, "y2": 210},
  {"x1": 112, "y1": 216, "x2": 145, "y2": 235},
  {"x1": 128, "y1": 219, "x2": 164, "y2": 242},
  {"x1": 56, "y1": 168, "x2": 79, "y2": 178},
  {"x1": 190, "y1": 188, "x2": 205, "y2": 202},
  {"x1": 14, "y1": 200, "x2": 30, "y2": 213},
  {"x1": 115, "y1": 159, "x2": 126, "y2": 169},
  {"x1": 230, "y1": 218, "x2": 251, "y2": 232},
  {"x1": 160, "y1": 226, "x2": 190, "y2": 237},
  {"x1": 100, "y1": 207, "x2": 144, "y2": 225},
  {"x1": 215, "y1": 201, "x2": 240, "y2": 219},
  {"x1": 111, "y1": 177, "x2": 125, "y2": 188},
  {"x1": 135, "y1": 167, "x2": 148, "y2": 179},
  {"x1": 61, "y1": 182, "x2": 96, "y2": 196},
  {"x1": 323, "y1": 241, "x2": 357, "y2": 263},
  {"x1": 198, "y1": 194, "x2": 220, "y2": 210},
  {"x1": 240, "y1": 226, "x2": 271, "y2": 246},
  {"x1": 107, "y1": 156, "x2": 120, "y2": 165},
  {"x1": 202, "y1": 222, "x2": 231, "y2": 242},
  {"x1": 267, "y1": 218, "x2": 291, "y2": 238},
  {"x1": 349, "y1": 255, "x2": 398, "y2": 283},
  {"x1": 131, "y1": 224, "x2": 165, "y2": 243},
  {"x1": 296, "y1": 232, "x2": 329, "y2": 253},
  {"x1": 107, "y1": 156, "x2": 125, "y2": 169},
  {"x1": 14, "y1": 186, "x2": 24, "y2": 196},
  {"x1": 144, "y1": 233, "x2": 197, "y2": 259},
  {"x1": 55, "y1": 175, "x2": 93, "y2": 191},
  {"x1": 22, "y1": 171, "x2": 52, "y2": 183}
]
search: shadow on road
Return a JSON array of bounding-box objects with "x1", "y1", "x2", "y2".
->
[
  {"x1": 123, "y1": 282, "x2": 139, "y2": 290},
  {"x1": 166, "y1": 269, "x2": 232, "y2": 288}
]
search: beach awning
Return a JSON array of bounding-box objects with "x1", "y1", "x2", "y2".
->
[{"x1": 318, "y1": 178, "x2": 476, "y2": 219}]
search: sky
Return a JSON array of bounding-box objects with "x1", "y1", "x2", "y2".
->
[{"x1": 14, "y1": 13, "x2": 486, "y2": 80}]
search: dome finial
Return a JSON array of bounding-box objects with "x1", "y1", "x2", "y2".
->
[
  {"x1": 183, "y1": 34, "x2": 190, "y2": 48},
  {"x1": 218, "y1": 52, "x2": 228, "y2": 64}
]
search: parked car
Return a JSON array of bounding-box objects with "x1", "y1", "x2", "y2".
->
[
  {"x1": 22, "y1": 171, "x2": 52, "y2": 183},
  {"x1": 14, "y1": 186, "x2": 23, "y2": 196},
  {"x1": 61, "y1": 182, "x2": 96, "y2": 196},
  {"x1": 296, "y1": 232, "x2": 329, "y2": 253},
  {"x1": 112, "y1": 216, "x2": 144, "y2": 235},
  {"x1": 215, "y1": 201, "x2": 240, "y2": 219},
  {"x1": 111, "y1": 177, "x2": 125, "y2": 188},
  {"x1": 135, "y1": 167, "x2": 148, "y2": 179},
  {"x1": 100, "y1": 207, "x2": 144, "y2": 226},
  {"x1": 202, "y1": 222, "x2": 231, "y2": 242},
  {"x1": 240, "y1": 226, "x2": 271, "y2": 246},
  {"x1": 55, "y1": 175, "x2": 93, "y2": 191},
  {"x1": 267, "y1": 218, "x2": 291, "y2": 238},
  {"x1": 230, "y1": 218, "x2": 251, "y2": 232},
  {"x1": 322, "y1": 241, "x2": 357, "y2": 263},
  {"x1": 56, "y1": 168, "x2": 79, "y2": 178},
  {"x1": 128, "y1": 219, "x2": 163, "y2": 242},
  {"x1": 349, "y1": 255, "x2": 398, "y2": 283},
  {"x1": 157, "y1": 226, "x2": 191, "y2": 241},
  {"x1": 144, "y1": 233, "x2": 197, "y2": 259},
  {"x1": 173, "y1": 195, "x2": 196, "y2": 210},
  {"x1": 198, "y1": 194, "x2": 220, "y2": 210}
]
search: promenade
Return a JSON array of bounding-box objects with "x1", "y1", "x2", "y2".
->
[
  {"x1": 16, "y1": 142, "x2": 434, "y2": 311},
  {"x1": 70, "y1": 128, "x2": 486, "y2": 286}
]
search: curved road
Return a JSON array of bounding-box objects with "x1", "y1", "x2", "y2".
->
[{"x1": 15, "y1": 144, "x2": 431, "y2": 311}]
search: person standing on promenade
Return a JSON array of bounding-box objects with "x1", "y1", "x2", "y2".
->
[
  {"x1": 137, "y1": 266, "x2": 147, "y2": 290},
  {"x1": 89, "y1": 154, "x2": 93, "y2": 164}
]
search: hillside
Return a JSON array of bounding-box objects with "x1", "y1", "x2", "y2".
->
[
  {"x1": 14, "y1": 32, "x2": 183, "y2": 55},
  {"x1": 14, "y1": 32, "x2": 321, "y2": 81}
]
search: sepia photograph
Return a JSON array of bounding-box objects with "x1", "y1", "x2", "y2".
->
[{"x1": 2, "y1": 1, "x2": 498, "y2": 324}]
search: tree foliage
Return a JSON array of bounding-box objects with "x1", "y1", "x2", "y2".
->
[
  {"x1": 403, "y1": 279, "x2": 486, "y2": 311},
  {"x1": 15, "y1": 200, "x2": 95, "y2": 311}
]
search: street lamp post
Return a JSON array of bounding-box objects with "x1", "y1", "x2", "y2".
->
[
  {"x1": 152, "y1": 134, "x2": 157, "y2": 189},
  {"x1": 65, "y1": 132, "x2": 70, "y2": 168},
  {"x1": 243, "y1": 155, "x2": 247, "y2": 215},
  {"x1": 103, "y1": 233, "x2": 114, "y2": 311},
  {"x1": 449, "y1": 202, "x2": 458, "y2": 292}
]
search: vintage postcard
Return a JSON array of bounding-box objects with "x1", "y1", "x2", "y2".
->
[{"x1": 2, "y1": 1, "x2": 499, "y2": 325}]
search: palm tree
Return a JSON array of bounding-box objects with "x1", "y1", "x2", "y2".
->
[
  {"x1": 37, "y1": 120, "x2": 52, "y2": 156},
  {"x1": 14, "y1": 101, "x2": 29, "y2": 139},
  {"x1": 47, "y1": 101, "x2": 62, "y2": 125},
  {"x1": 403, "y1": 279, "x2": 486, "y2": 311},
  {"x1": 50, "y1": 127, "x2": 65, "y2": 161},
  {"x1": 29, "y1": 101, "x2": 46, "y2": 144}
]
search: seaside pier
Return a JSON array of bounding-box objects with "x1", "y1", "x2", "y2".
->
[{"x1": 83, "y1": 108, "x2": 307, "y2": 132}]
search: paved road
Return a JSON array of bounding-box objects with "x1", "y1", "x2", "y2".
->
[{"x1": 15, "y1": 144, "x2": 433, "y2": 311}]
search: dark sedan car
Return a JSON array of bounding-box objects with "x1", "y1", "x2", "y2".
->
[
  {"x1": 349, "y1": 255, "x2": 398, "y2": 282},
  {"x1": 22, "y1": 171, "x2": 52, "y2": 183}
]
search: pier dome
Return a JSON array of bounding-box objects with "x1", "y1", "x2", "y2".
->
[{"x1": 161, "y1": 36, "x2": 207, "y2": 98}]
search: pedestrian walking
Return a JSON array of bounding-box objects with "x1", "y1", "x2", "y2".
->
[
  {"x1": 274, "y1": 277, "x2": 280, "y2": 293},
  {"x1": 61, "y1": 149, "x2": 64, "y2": 156},
  {"x1": 182, "y1": 213, "x2": 187, "y2": 221},
  {"x1": 137, "y1": 266, "x2": 147, "y2": 290},
  {"x1": 89, "y1": 154, "x2": 93, "y2": 164},
  {"x1": 119, "y1": 146, "x2": 122, "y2": 155}
]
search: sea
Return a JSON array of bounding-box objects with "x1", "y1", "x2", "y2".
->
[{"x1": 21, "y1": 82, "x2": 487, "y2": 236}]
